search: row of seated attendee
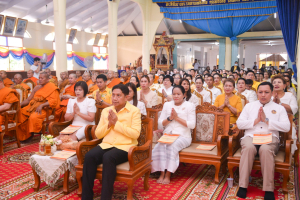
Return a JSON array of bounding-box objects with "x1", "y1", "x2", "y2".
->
[{"x1": 0, "y1": 67, "x2": 298, "y2": 200}]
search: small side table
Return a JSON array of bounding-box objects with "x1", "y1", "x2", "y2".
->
[{"x1": 29, "y1": 151, "x2": 78, "y2": 195}]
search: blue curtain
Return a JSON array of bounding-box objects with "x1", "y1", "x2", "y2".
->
[
  {"x1": 185, "y1": 16, "x2": 268, "y2": 41},
  {"x1": 276, "y1": 0, "x2": 300, "y2": 78}
]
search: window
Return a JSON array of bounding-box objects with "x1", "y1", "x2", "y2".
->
[
  {"x1": 0, "y1": 36, "x2": 24, "y2": 71},
  {"x1": 53, "y1": 55, "x2": 74, "y2": 71},
  {"x1": 93, "y1": 57, "x2": 107, "y2": 70}
]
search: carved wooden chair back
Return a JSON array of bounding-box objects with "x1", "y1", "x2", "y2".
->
[
  {"x1": 95, "y1": 102, "x2": 109, "y2": 125},
  {"x1": 24, "y1": 79, "x2": 35, "y2": 91},
  {"x1": 192, "y1": 102, "x2": 230, "y2": 144},
  {"x1": 12, "y1": 85, "x2": 28, "y2": 102},
  {"x1": 146, "y1": 104, "x2": 163, "y2": 130}
]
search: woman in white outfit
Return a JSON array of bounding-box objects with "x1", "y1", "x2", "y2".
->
[
  {"x1": 125, "y1": 82, "x2": 147, "y2": 116},
  {"x1": 64, "y1": 81, "x2": 96, "y2": 141},
  {"x1": 271, "y1": 75, "x2": 298, "y2": 154},
  {"x1": 152, "y1": 85, "x2": 196, "y2": 184},
  {"x1": 180, "y1": 78, "x2": 199, "y2": 107},
  {"x1": 194, "y1": 77, "x2": 212, "y2": 104}
]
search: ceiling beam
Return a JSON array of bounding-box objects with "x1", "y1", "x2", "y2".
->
[
  {"x1": 18, "y1": 0, "x2": 53, "y2": 18},
  {"x1": 99, "y1": 19, "x2": 125, "y2": 34},
  {"x1": 131, "y1": 21, "x2": 139, "y2": 36},
  {"x1": 117, "y1": 6, "x2": 140, "y2": 35},
  {"x1": 92, "y1": 7, "x2": 134, "y2": 32},
  {"x1": 181, "y1": 22, "x2": 189, "y2": 34},
  {"x1": 67, "y1": 1, "x2": 108, "y2": 28},
  {"x1": 37, "y1": 0, "x2": 83, "y2": 22},
  {"x1": 0, "y1": 0, "x2": 25, "y2": 13},
  {"x1": 65, "y1": 0, "x2": 101, "y2": 21},
  {"x1": 163, "y1": 18, "x2": 171, "y2": 35},
  {"x1": 79, "y1": 1, "x2": 135, "y2": 30}
]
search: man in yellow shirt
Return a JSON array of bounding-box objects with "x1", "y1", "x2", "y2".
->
[
  {"x1": 81, "y1": 84, "x2": 141, "y2": 200},
  {"x1": 246, "y1": 70, "x2": 260, "y2": 90},
  {"x1": 92, "y1": 74, "x2": 112, "y2": 106}
]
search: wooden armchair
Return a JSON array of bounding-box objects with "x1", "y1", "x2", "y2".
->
[
  {"x1": 24, "y1": 79, "x2": 35, "y2": 92},
  {"x1": 95, "y1": 102, "x2": 109, "y2": 125},
  {"x1": 0, "y1": 94, "x2": 20, "y2": 155},
  {"x1": 42, "y1": 106, "x2": 56, "y2": 135},
  {"x1": 227, "y1": 114, "x2": 294, "y2": 194},
  {"x1": 12, "y1": 84, "x2": 28, "y2": 102},
  {"x1": 177, "y1": 102, "x2": 230, "y2": 183},
  {"x1": 75, "y1": 115, "x2": 153, "y2": 200},
  {"x1": 146, "y1": 104, "x2": 163, "y2": 131}
]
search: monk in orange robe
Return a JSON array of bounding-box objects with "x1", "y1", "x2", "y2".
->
[
  {"x1": 58, "y1": 71, "x2": 69, "y2": 93},
  {"x1": 17, "y1": 72, "x2": 60, "y2": 141},
  {"x1": 0, "y1": 77, "x2": 19, "y2": 155},
  {"x1": 24, "y1": 70, "x2": 38, "y2": 86},
  {"x1": 106, "y1": 71, "x2": 121, "y2": 88},
  {"x1": 55, "y1": 74, "x2": 77, "y2": 122},
  {"x1": 88, "y1": 74, "x2": 99, "y2": 95},
  {"x1": 120, "y1": 71, "x2": 130, "y2": 84},
  {"x1": 45, "y1": 68, "x2": 57, "y2": 81},
  {"x1": 76, "y1": 71, "x2": 83, "y2": 81},
  {"x1": 83, "y1": 72, "x2": 93, "y2": 87},
  {"x1": 11, "y1": 74, "x2": 31, "y2": 99},
  {"x1": 0, "y1": 71, "x2": 14, "y2": 87}
]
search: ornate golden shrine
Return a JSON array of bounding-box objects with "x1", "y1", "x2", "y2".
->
[{"x1": 153, "y1": 31, "x2": 175, "y2": 71}]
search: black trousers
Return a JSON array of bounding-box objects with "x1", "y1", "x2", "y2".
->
[{"x1": 81, "y1": 145, "x2": 128, "y2": 200}]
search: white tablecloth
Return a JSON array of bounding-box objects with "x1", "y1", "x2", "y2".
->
[{"x1": 29, "y1": 151, "x2": 78, "y2": 187}]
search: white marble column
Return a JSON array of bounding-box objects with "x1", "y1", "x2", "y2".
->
[
  {"x1": 225, "y1": 37, "x2": 232, "y2": 71},
  {"x1": 107, "y1": 0, "x2": 120, "y2": 72},
  {"x1": 53, "y1": 0, "x2": 67, "y2": 80}
]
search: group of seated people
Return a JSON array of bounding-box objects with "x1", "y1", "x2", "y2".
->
[{"x1": 0, "y1": 64, "x2": 298, "y2": 200}]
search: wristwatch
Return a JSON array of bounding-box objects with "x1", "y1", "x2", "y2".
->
[
  {"x1": 265, "y1": 118, "x2": 269, "y2": 123},
  {"x1": 100, "y1": 99, "x2": 103, "y2": 103},
  {"x1": 167, "y1": 117, "x2": 173, "y2": 121}
]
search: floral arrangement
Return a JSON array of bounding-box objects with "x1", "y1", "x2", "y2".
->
[{"x1": 40, "y1": 135, "x2": 62, "y2": 146}]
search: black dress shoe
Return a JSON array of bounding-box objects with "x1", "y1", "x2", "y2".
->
[
  {"x1": 237, "y1": 187, "x2": 247, "y2": 199},
  {"x1": 264, "y1": 191, "x2": 275, "y2": 200}
]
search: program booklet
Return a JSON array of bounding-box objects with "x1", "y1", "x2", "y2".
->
[
  {"x1": 196, "y1": 144, "x2": 217, "y2": 151},
  {"x1": 253, "y1": 133, "x2": 272, "y2": 145},
  {"x1": 50, "y1": 150, "x2": 76, "y2": 160},
  {"x1": 158, "y1": 134, "x2": 180, "y2": 144},
  {"x1": 60, "y1": 125, "x2": 82, "y2": 135}
]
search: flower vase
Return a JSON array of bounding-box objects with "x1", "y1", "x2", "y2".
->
[{"x1": 51, "y1": 145, "x2": 57, "y2": 153}]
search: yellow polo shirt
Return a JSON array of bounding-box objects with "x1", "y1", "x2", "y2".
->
[
  {"x1": 92, "y1": 87, "x2": 112, "y2": 104},
  {"x1": 252, "y1": 81, "x2": 261, "y2": 90},
  {"x1": 95, "y1": 102, "x2": 141, "y2": 152}
]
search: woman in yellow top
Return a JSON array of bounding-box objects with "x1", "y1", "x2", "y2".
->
[
  {"x1": 214, "y1": 79, "x2": 243, "y2": 124},
  {"x1": 130, "y1": 76, "x2": 141, "y2": 91}
]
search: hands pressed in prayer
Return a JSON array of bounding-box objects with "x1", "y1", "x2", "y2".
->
[
  {"x1": 254, "y1": 106, "x2": 267, "y2": 126},
  {"x1": 73, "y1": 103, "x2": 80, "y2": 114},
  {"x1": 108, "y1": 109, "x2": 118, "y2": 128},
  {"x1": 273, "y1": 93, "x2": 281, "y2": 104},
  {"x1": 170, "y1": 108, "x2": 178, "y2": 121},
  {"x1": 96, "y1": 91, "x2": 102, "y2": 102},
  {"x1": 224, "y1": 95, "x2": 230, "y2": 107}
]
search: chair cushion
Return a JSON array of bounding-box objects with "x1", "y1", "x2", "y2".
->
[
  {"x1": 180, "y1": 143, "x2": 218, "y2": 156},
  {"x1": 1, "y1": 123, "x2": 16, "y2": 131},
  {"x1": 233, "y1": 148, "x2": 285, "y2": 162},
  {"x1": 98, "y1": 161, "x2": 129, "y2": 171},
  {"x1": 195, "y1": 113, "x2": 215, "y2": 142},
  {"x1": 153, "y1": 142, "x2": 218, "y2": 155}
]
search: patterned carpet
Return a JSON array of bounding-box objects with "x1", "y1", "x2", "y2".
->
[{"x1": 0, "y1": 136, "x2": 299, "y2": 200}]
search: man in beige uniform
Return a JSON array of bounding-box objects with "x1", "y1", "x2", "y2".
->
[{"x1": 236, "y1": 82, "x2": 290, "y2": 200}]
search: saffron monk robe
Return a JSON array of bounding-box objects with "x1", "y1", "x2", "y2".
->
[
  {"x1": 83, "y1": 72, "x2": 93, "y2": 88},
  {"x1": 17, "y1": 72, "x2": 60, "y2": 142},
  {"x1": 58, "y1": 71, "x2": 69, "y2": 93},
  {"x1": 45, "y1": 68, "x2": 58, "y2": 86},
  {"x1": 24, "y1": 70, "x2": 38, "y2": 86},
  {"x1": 120, "y1": 71, "x2": 130, "y2": 85},
  {"x1": 0, "y1": 77, "x2": 19, "y2": 154},
  {"x1": 88, "y1": 74, "x2": 99, "y2": 95},
  {"x1": 11, "y1": 74, "x2": 31, "y2": 94},
  {"x1": 76, "y1": 71, "x2": 83, "y2": 81},
  {"x1": 55, "y1": 74, "x2": 77, "y2": 122},
  {"x1": 0, "y1": 70, "x2": 14, "y2": 88},
  {"x1": 106, "y1": 70, "x2": 121, "y2": 88}
]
